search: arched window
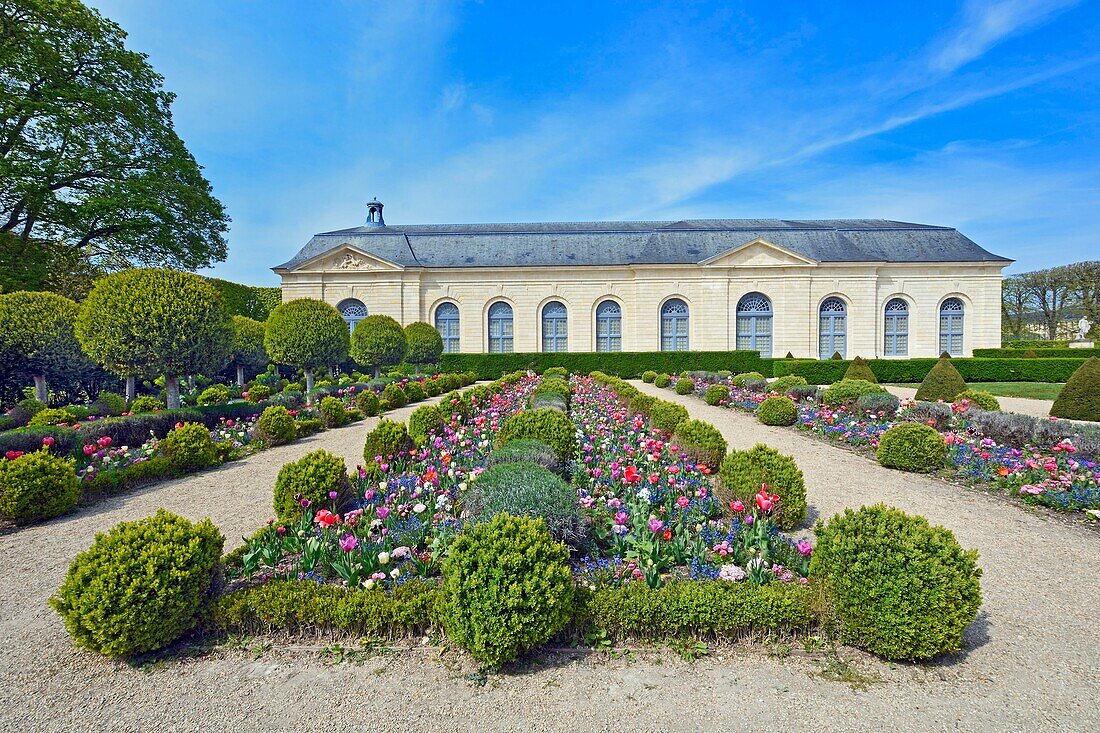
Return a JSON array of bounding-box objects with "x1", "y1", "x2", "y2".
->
[
  {"x1": 595, "y1": 300, "x2": 622, "y2": 352},
  {"x1": 818, "y1": 297, "x2": 847, "y2": 359},
  {"x1": 434, "y1": 302, "x2": 460, "y2": 353},
  {"x1": 487, "y1": 302, "x2": 513, "y2": 353},
  {"x1": 883, "y1": 298, "x2": 908, "y2": 357},
  {"x1": 940, "y1": 298, "x2": 965, "y2": 356},
  {"x1": 337, "y1": 298, "x2": 367, "y2": 333},
  {"x1": 660, "y1": 298, "x2": 689, "y2": 352},
  {"x1": 541, "y1": 301, "x2": 568, "y2": 352},
  {"x1": 736, "y1": 293, "x2": 772, "y2": 357}
]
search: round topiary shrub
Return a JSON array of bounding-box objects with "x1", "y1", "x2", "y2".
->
[
  {"x1": 820, "y1": 379, "x2": 886, "y2": 407},
  {"x1": 381, "y1": 383, "x2": 407, "y2": 409},
  {"x1": 423, "y1": 378, "x2": 442, "y2": 397},
  {"x1": 0, "y1": 449, "x2": 81, "y2": 523},
  {"x1": 356, "y1": 389, "x2": 381, "y2": 416},
  {"x1": 675, "y1": 377, "x2": 696, "y2": 395},
  {"x1": 93, "y1": 391, "x2": 127, "y2": 417},
  {"x1": 486, "y1": 439, "x2": 561, "y2": 474},
  {"x1": 876, "y1": 423, "x2": 946, "y2": 473},
  {"x1": 408, "y1": 404, "x2": 444, "y2": 445},
  {"x1": 16, "y1": 397, "x2": 47, "y2": 418},
  {"x1": 497, "y1": 409, "x2": 576, "y2": 466},
  {"x1": 245, "y1": 384, "x2": 271, "y2": 404},
  {"x1": 653, "y1": 373, "x2": 671, "y2": 388},
  {"x1": 719, "y1": 444, "x2": 806, "y2": 529},
  {"x1": 641, "y1": 370, "x2": 658, "y2": 383},
  {"x1": 914, "y1": 356, "x2": 967, "y2": 402},
  {"x1": 542, "y1": 366, "x2": 568, "y2": 379},
  {"x1": 843, "y1": 356, "x2": 878, "y2": 383},
  {"x1": 769, "y1": 375, "x2": 809, "y2": 394},
  {"x1": 442, "y1": 514, "x2": 574, "y2": 667},
  {"x1": 129, "y1": 396, "x2": 164, "y2": 414},
  {"x1": 160, "y1": 422, "x2": 218, "y2": 472},
  {"x1": 362, "y1": 419, "x2": 413, "y2": 466},
  {"x1": 273, "y1": 449, "x2": 352, "y2": 521},
  {"x1": 757, "y1": 395, "x2": 798, "y2": 426},
  {"x1": 1050, "y1": 356, "x2": 1100, "y2": 421},
  {"x1": 468, "y1": 462, "x2": 584, "y2": 548},
  {"x1": 197, "y1": 384, "x2": 230, "y2": 406},
  {"x1": 811, "y1": 504, "x2": 982, "y2": 661},
  {"x1": 704, "y1": 384, "x2": 729, "y2": 406},
  {"x1": 954, "y1": 389, "x2": 1000, "y2": 412},
  {"x1": 650, "y1": 400, "x2": 689, "y2": 434},
  {"x1": 731, "y1": 371, "x2": 766, "y2": 387},
  {"x1": 255, "y1": 405, "x2": 296, "y2": 446},
  {"x1": 27, "y1": 407, "x2": 77, "y2": 427},
  {"x1": 672, "y1": 419, "x2": 728, "y2": 469},
  {"x1": 50, "y1": 510, "x2": 224, "y2": 658},
  {"x1": 318, "y1": 396, "x2": 347, "y2": 429},
  {"x1": 405, "y1": 382, "x2": 427, "y2": 403},
  {"x1": 533, "y1": 377, "x2": 571, "y2": 402}
]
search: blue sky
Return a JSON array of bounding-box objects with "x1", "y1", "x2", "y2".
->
[{"x1": 90, "y1": 0, "x2": 1100, "y2": 285}]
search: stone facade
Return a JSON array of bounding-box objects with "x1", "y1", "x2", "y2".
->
[{"x1": 273, "y1": 205, "x2": 1010, "y2": 359}]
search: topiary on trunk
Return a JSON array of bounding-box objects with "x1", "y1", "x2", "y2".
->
[
  {"x1": 843, "y1": 356, "x2": 877, "y2": 383},
  {"x1": 914, "y1": 355, "x2": 967, "y2": 402},
  {"x1": 264, "y1": 299, "x2": 349, "y2": 400},
  {"x1": 1050, "y1": 356, "x2": 1100, "y2": 421}
]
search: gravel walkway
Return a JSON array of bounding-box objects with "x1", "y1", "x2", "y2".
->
[
  {"x1": 885, "y1": 385, "x2": 1055, "y2": 418},
  {"x1": 1, "y1": 384, "x2": 1098, "y2": 732}
]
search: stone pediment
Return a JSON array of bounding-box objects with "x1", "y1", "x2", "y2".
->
[
  {"x1": 699, "y1": 238, "x2": 818, "y2": 268},
  {"x1": 293, "y1": 244, "x2": 404, "y2": 273}
]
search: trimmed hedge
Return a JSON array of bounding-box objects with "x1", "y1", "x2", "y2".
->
[
  {"x1": 975, "y1": 347, "x2": 1099, "y2": 359},
  {"x1": 440, "y1": 351, "x2": 763, "y2": 380},
  {"x1": 496, "y1": 409, "x2": 577, "y2": 466},
  {"x1": 773, "y1": 357, "x2": 1085, "y2": 384}
]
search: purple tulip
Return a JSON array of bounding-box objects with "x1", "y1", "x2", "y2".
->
[
  {"x1": 338, "y1": 533, "x2": 358, "y2": 552},
  {"x1": 648, "y1": 518, "x2": 664, "y2": 534},
  {"x1": 376, "y1": 506, "x2": 391, "y2": 520}
]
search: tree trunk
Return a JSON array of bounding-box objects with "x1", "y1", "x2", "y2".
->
[
  {"x1": 236, "y1": 364, "x2": 245, "y2": 388},
  {"x1": 125, "y1": 375, "x2": 136, "y2": 402},
  {"x1": 329, "y1": 365, "x2": 336, "y2": 378},
  {"x1": 305, "y1": 369, "x2": 315, "y2": 403},
  {"x1": 166, "y1": 374, "x2": 180, "y2": 409},
  {"x1": 373, "y1": 365, "x2": 380, "y2": 378},
  {"x1": 33, "y1": 373, "x2": 47, "y2": 404},
  {"x1": 187, "y1": 374, "x2": 195, "y2": 391}
]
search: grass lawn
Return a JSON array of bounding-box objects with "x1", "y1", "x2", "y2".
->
[{"x1": 888, "y1": 381, "x2": 1064, "y2": 400}]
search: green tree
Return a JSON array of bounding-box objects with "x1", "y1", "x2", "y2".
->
[
  {"x1": 264, "y1": 299, "x2": 348, "y2": 399},
  {"x1": 403, "y1": 321, "x2": 443, "y2": 374},
  {"x1": 229, "y1": 315, "x2": 267, "y2": 387},
  {"x1": 351, "y1": 314, "x2": 407, "y2": 377},
  {"x1": 0, "y1": 0, "x2": 228, "y2": 272},
  {"x1": 0, "y1": 290, "x2": 89, "y2": 402},
  {"x1": 75, "y1": 269, "x2": 231, "y2": 408}
]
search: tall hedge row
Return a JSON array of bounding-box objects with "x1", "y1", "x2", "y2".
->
[
  {"x1": 440, "y1": 351, "x2": 763, "y2": 380},
  {"x1": 973, "y1": 348, "x2": 1100, "y2": 359},
  {"x1": 772, "y1": 357, "x2": 1084, "y2": 384}
]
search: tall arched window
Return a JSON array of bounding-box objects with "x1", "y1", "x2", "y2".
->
[
  {"x1": 883, "y1": 298, "x2": 909, "y2": 357},
  {"x1": 487, "y1": 302, "x2": 513, "y2": 353},
  {"x1": 434, "y1": 302, "x2": 460, "y2": 353},
  {"x1": 660, "y1": 298, "x2": 689, "y2": 351},
  {"x1": 736, "y1": 293, "x2": 772, "y2": 357},
  {"x1": 819, "y1": 297, "x2": 847, "y2": 359},
  {"x1": 595, "y1": 300, "x2": 622, "y2": 352},
  {"x1": 541, "y1": 301, "x2": 568, "y2": 352},
  {"x1": 940, "y1": 298, "x2": 965, "y2": 356},
  {"x1": 337, "y1": 298, "x2": 368, "y2": 333}
]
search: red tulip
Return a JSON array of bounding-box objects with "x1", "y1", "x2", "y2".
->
[
  {"x1": 730, "y1": 500, "x2": 745, "y2": 513},
  {"x1": 41, "y1": 436, "x2": 55, "y2": 448}
]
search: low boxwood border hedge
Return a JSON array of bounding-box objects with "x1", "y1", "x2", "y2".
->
[
  {"x1": 973, "y1": 348, "x2": 1100, "y2": 359},
  {"x1": 441, "y1": 351, "x2": 763, "y2": 380},
  {"x1": 773, "y1": 357, "x2": 1083, "y2": 384}
]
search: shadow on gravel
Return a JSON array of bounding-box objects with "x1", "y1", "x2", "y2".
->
[{"x1": 926, "y1": 611, "x2": 993, "y2": 667}]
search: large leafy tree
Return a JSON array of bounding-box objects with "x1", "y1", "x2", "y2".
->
[
  {"x1": 229, "y1": 315, "x2": 267, "y2": 387},
  {"x1": 351, "y1": 315, "x2": 407, "y2": 377},
  {"x1": 0, "y1": 289, "x2": 90, "y2": 402},
  {"x1": 76, "y1": 269, "x2": 231, "y2": 408},
  {"x1": 264, "y1": 299, "x2": 349, "y2": 399},
  {"x1": 0, "y1": 0, "x2": 228, "y2": 272}
]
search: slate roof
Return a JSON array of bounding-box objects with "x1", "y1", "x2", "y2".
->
[{"x1": 272, "y1": 218, "x2": 1010, "y2": 271}]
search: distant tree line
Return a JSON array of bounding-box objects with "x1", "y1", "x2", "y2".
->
[{"x1": 1002, "y1": 261, "x2": 1100, "y2": 341}]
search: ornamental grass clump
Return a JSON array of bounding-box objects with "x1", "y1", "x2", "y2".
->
[
  {"x1": 467, "y1": 462, "x2": 585, "y2": 549},
  {"x1": 718, "y1": 444, "x2": 806, "y2": 530},
  {"x1": 914, "y1": 355, "x2": 967, "y2": 402},
  {"x1": 160, "y1": 422, "x2": 218, "y2": 472},
  {"x1": 675, "y1": 377, "x2": 696, "y2": 395},
  {"x1": 954, "y1": 389, "x2": 1000, "y2": 412},
  {"x1": 51, "y1": 510, "x2": 224, "y2": 658},
  {"x1": 811, "y1": 504, "x2": 982, "y2": 661},
  {"x1": 442, "y1": 514, "x2": 574, "y2": 667},
  {"x1": 274, "y1": 449, "x2": 352, "y2": 521},
  {"x1": 672, "y1": 419, "x2": 728, "y2": 469},
  {"x1": 255, "y1": 405, "x2": 296, "y2": 446},
  {"x1": 0, "y1": 449, "x2": 81, "y2": 523},
  {"x1": 1050, "y1": 356, "x2": 1100, "y2": 421},
  {"x1": 704, "y1": 384, "x2": 729, "y2": 406},
  {"x1": 757, "y1": 395, "x2": 798, "y2": 426},
  {"x1": 497, "y1": 409, "x2": 576, "y2": 466},
  {"x1": 876, "y1": 423, "x2": 946, "y2": 473},
  {"x1": 820, "y1": 379, "x2": 885, "y2": 407},
  {"x1": 842, "y1": 356, "x2": 878, "y2": 383},
  {"x1": 486, "y1": 439, "x2": 561, "y2": 475}
]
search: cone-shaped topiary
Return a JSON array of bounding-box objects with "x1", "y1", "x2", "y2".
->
[
  {"x1": 1050, "y1": 356, "x2": 1100, "y2": 421},
  {"x1": 843, "y1": 356, "x2": 878, "y2": 383},
  {"x1": 914, "y1": 355, "x2": 968, "y2": 402}
]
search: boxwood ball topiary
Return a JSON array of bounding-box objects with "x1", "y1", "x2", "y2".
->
[
  {"x1": 442, "y1": 514, "x2": 574, "y2": 667},
  {"x1": 128, "y1": 395, "x2": 165, "y2": 414},
  {"x1": 318, "y1": 396, "x2": 347, "y2": 428},
  {"x1": 1050, "y1": 356, "x2": 1100, "y2": 422},
  {"x1": 642, "y1": 370, "x2": 658, "y2": 383},
  {"x1": 264, "y1": 299, "x2": 350, "y2": 396},
  {"x1": 356, "y1": 389, "x2": 381, "y2": 416},
  {"x1": 0, "y1": 449, "x2": 81, "y2": 523},
  {"x1": 653, "y1": 373, "x2": 671, "y2": 388},
  {"x1": 408, "y1": 404, "x2": 444, "y2": 445},
  {"x1": 405, "y1": 381, "x2": 427, "y2": 403},
  {"x1": 675, "y1": 377, "x2": 696, "y2": 395},
  {"x1": 273, "y1": 449, "x2": 352, "y2": 521},
  {"x1": 757, "y1": 395, "x2": 798, "y2": 426},
  {"x1": 672, "y1": 419, "x2": 728, "y2": 469},
  {"x1": 351, "y1": 315, "x2": 407, "y2": 377},
  {"x1": 497, "y1": 409, "x2": 576, "y2": 466},
  {"x1": 467, "y1": 461, "x2": 585, "y2": 548},
  {"x1": 731, "y1": 371, "x2": 765, "y2": 387},
  {"x1": 363, "y1": 419, "x2": 414, "y2": 467},
  {"x1": 719, "y1": 444, "x2": 806, "y2": 529},
  {"x1": 914, "y1": 355, "x2": 968, "y2": 402},
  {"x1": 843, "y1": 356, "x2": 878, "y2": 383},
  {"x1": 876, "y1": 422, "x2": 946, "y2": 472},
  {"x1": 769, "y1": 375, "x2": 809, "y2": 394},
  {"x1": 160, "y1": 422, "x2": 218, "y2": 472},
  {"x1": 810, "y1": 504, "x2": 982, "y2": 660},
  {"x1": 381, "y1": 383, "x2": 407, "y2": 409},
  {"x1": 650, "y1": 400, "x2": 689, "y2": 434},
  {"x1": 820, "y1": 379, "x2": 885, "y2": 407},
  {"x1": 50, "y1": 510, "x2": 224, "y2": 658},
  {"x1": 704, "y1": 384, "x2": 729, "y2": 406},
  {"x1": 255, "y1": 405, "x2": 296, "y2": 446}
]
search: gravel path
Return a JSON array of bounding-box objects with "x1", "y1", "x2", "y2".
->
[
  {"x1": 885, "y1": 385, "x2": 1055, "y2": 418},
  {"x1": 1, "y1": 384, "x2": 1098, "y2": 732}
]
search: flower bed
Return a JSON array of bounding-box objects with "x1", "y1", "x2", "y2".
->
[{"x1": 661, "y1": 374, "x2": 1100, "y2": 514}]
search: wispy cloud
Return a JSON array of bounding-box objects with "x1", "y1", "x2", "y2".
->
[{"x1": 930, "y1": 0, "x2": 1081, "y2": 73}]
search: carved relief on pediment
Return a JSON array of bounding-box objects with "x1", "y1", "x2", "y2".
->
[{"x1": 334, "y1": 253, "x2": 370, "y2": 270}]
